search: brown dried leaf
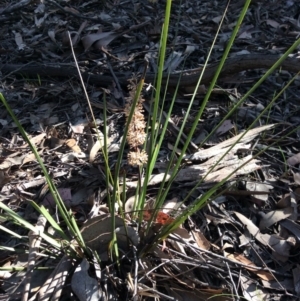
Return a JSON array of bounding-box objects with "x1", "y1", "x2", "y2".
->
[
  {"x1": 191, "y1": 230, "x2": 211, "y2": 250},
  {"x1": 225, "y1": 252, "x2": 274, "y2": 281},
  {"x1": 65, "y1": 139, "x2": 81, "y2": 153}
]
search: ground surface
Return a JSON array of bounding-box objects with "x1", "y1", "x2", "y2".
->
[{"x1": 1, "y1": 0, "x2": 300, "y2": 300}]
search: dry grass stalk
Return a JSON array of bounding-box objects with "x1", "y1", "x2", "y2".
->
[{"x1": 124, "y1": 79, "x2": 148, "y2": 167}]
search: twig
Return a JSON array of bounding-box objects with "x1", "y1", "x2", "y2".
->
[
  {"x1": 104, "y1": 51, "x2": 126, "y2": 106},
  {"x1": 2, "y1": 54, "x2": 300, "y2": 89},
  {"x1": 0, "y1": 0, "x2": 31, "y2": 15}
]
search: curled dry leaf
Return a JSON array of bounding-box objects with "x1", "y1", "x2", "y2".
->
[
  {"x1": 287, "y1": 152, "x2": 300, "y2": 166},
  {"x1": 225, "y1": 252, "x2": 274, "y2": 281},
  {"x1": 81, "y1": 31, "x2": 119, "y2": 51}
]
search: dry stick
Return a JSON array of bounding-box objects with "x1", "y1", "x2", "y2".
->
[
  {"x1": 1, "y1": 54, "x2": 300, "y2": 90},
  {"x1": 45, "y1": 0, "x2": 105, "y2": 22},
  {"x1": 1, "y1": 62, "x2": 35, "y2": 82},
  {"x1": 46, "y1": 0, "x2": 150, "y2": 26},
  {"x1": 104, "y1": 51, "x2": 126, "y2": 106}
]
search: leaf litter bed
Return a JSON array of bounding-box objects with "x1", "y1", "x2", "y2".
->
[{"x1": 0, "y1": 0, "x2": 300, "y2": 300}]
